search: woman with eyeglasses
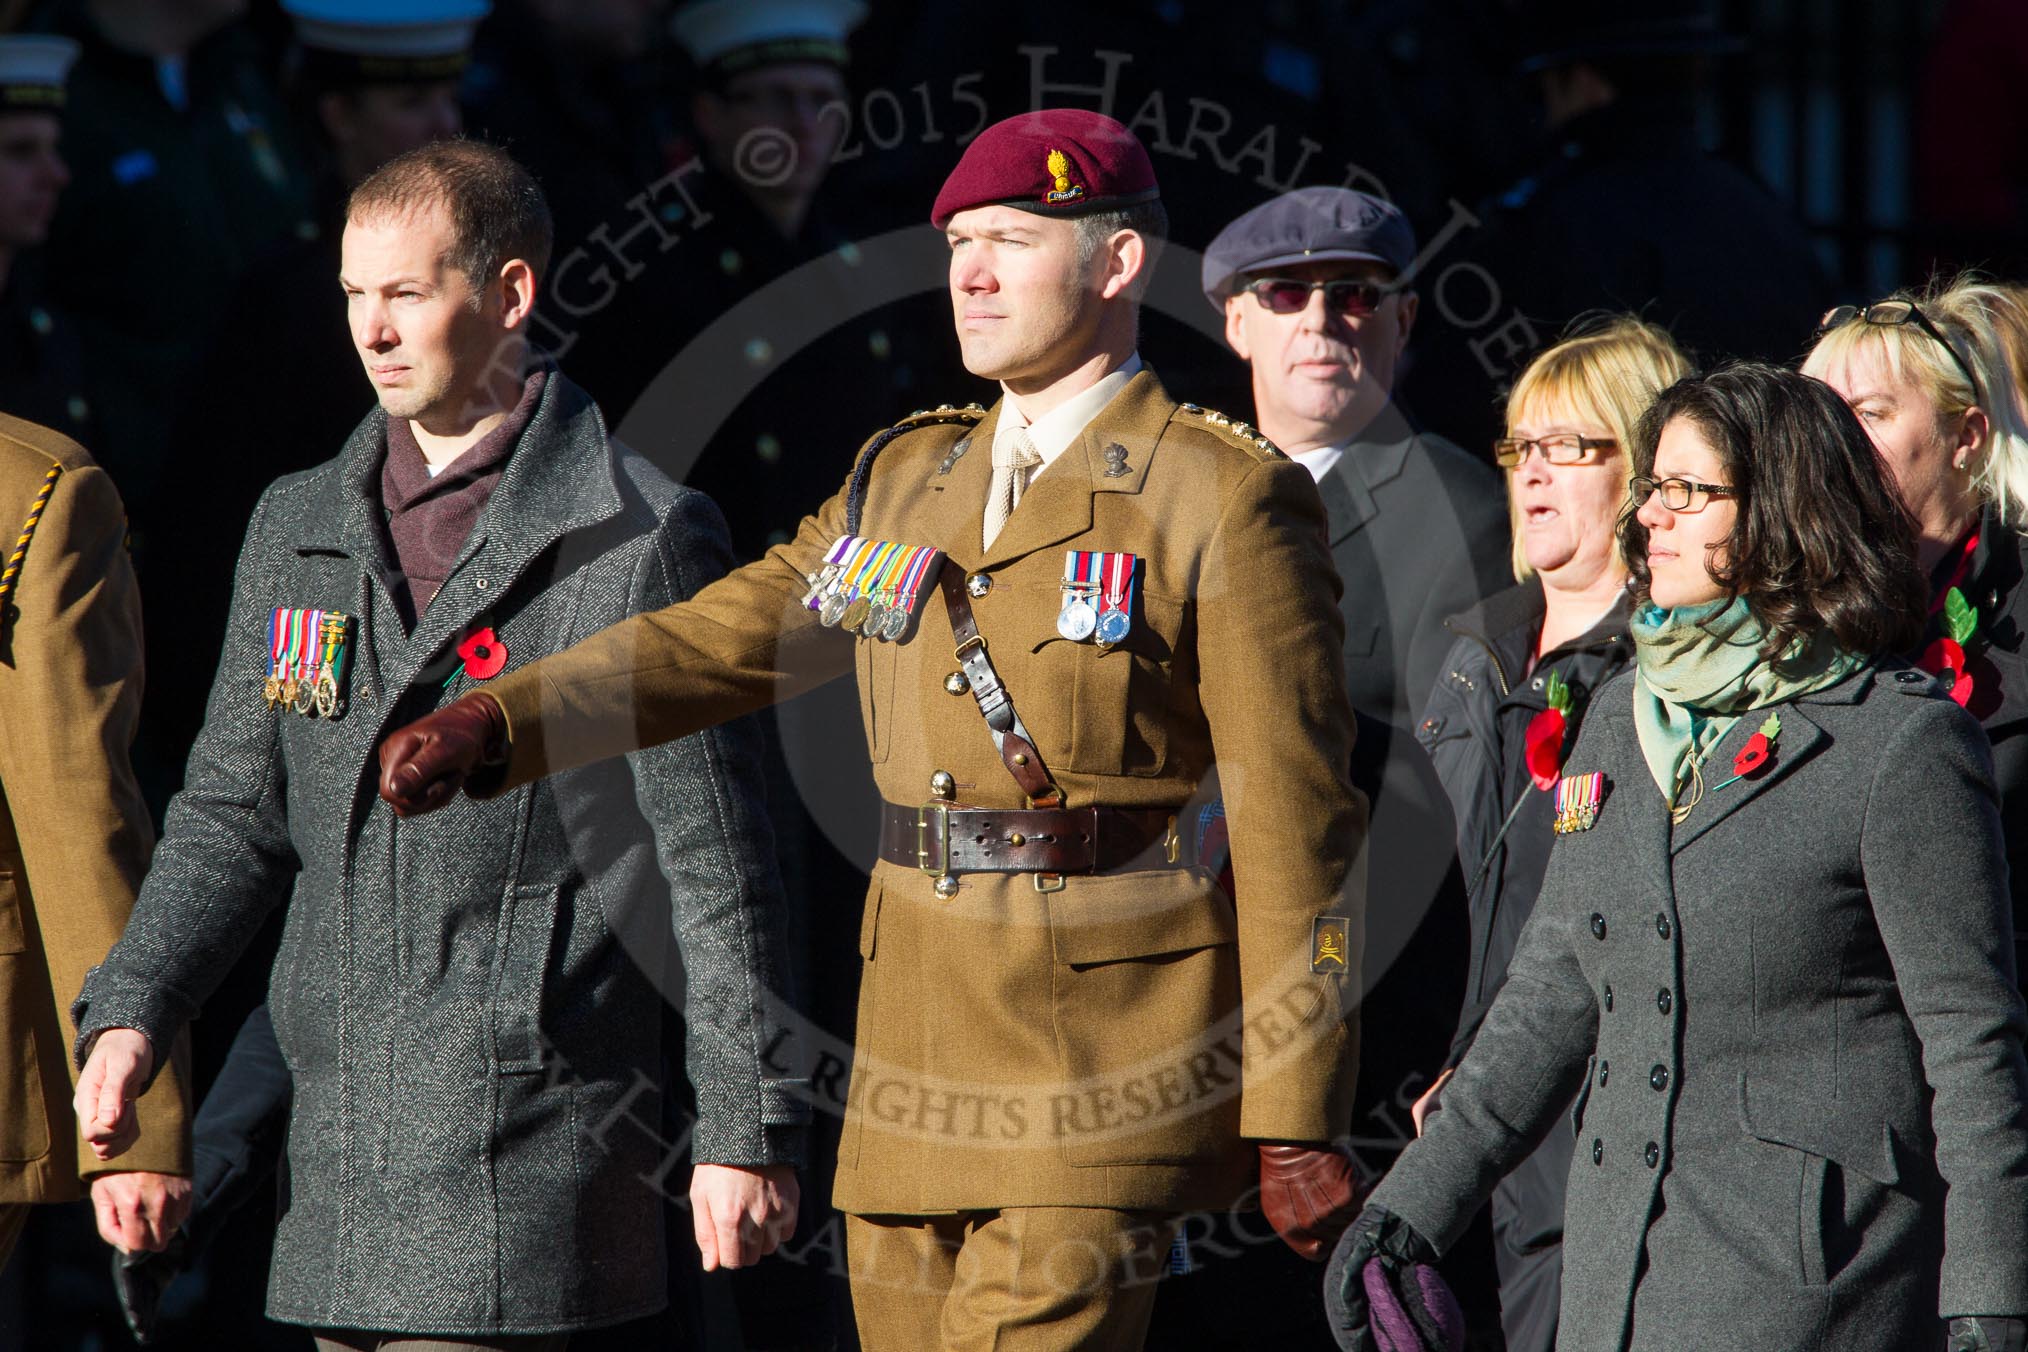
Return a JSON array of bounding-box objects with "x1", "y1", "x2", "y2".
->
[
  {"x1": 1328, "y1": 363, "x2": 2028, "y2": 1352},
  {"x1": 1408, "y1": 316, "x2": 1688, "y2": 1352},
  {"x1": 1802, "y1": 280, "x2": 2028, "y2": 974}
]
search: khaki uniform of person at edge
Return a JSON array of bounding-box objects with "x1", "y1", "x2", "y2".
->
[{"x1": 373, "y1": 109, "x2": 1370, "y2": 1352}]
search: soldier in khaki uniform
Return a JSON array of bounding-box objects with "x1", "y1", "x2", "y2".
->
[
  {"x1": 375, "y1": 110, "x2": 1367, "y2": 1351},
  {"x1": 0, "y1": 410, "x2": 189, "y2": 1264}
]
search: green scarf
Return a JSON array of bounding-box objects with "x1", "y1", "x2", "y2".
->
[{"x1": 1630, "y1": 598, "x2": 1863, "y2": 806}]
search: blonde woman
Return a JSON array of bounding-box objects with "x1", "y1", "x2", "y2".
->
[
  {"x1": 1802, "y1": 278, "x2": 2028, "y2": 968},
  {"x1": 1408, "y1": 316, "x2": 1689, "y2": 1352}
]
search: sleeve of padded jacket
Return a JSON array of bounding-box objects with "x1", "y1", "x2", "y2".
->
[
  {"x1": 1367, "y1": 714, "x2": 1602, "y2": 1253},
  {"x1": 625, "y1": 489, "x2": 808, "y2": 1166},
  {"x1": 72, "y1": 487, "x2": 300, "y2": 1083},
  {"x1": 1862, "y1": 696, "x2": 2028, "y2": 1317},
  {"x1": 478, "y1": 475, "x2": 856, "y2": 789},
  {"x1": 1196, "y1": 457, "x2": 1365, "y2": 1142},
  {"x1": 1, "y1": 459, "x2": 190, "y2": 1176}
]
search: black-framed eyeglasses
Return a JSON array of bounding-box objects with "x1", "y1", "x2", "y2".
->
[
  {"x1": 1817, "y1": 301, "x2": 1983, "y2": 401},
  {"x1": 1629, "y1": 475, "x2": 1740, "y2": 513},
  {"x1": 1494, "y1": 434, "x2": 1617, "y2": 468},
  {"x1": 1242, "y1": 276, "x2": 1395, "y2": 317}
]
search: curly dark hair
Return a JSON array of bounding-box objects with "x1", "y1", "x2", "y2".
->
[{"x1": 1617, "y1": 363, "x2": 1927, "y2": 659}]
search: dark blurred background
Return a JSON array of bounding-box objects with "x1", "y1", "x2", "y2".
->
[{"x1": 0, "y1": 0, "x2": 2016, "y2": 1348}]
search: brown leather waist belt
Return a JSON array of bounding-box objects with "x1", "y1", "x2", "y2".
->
[{"x1": 877, "y1": 801, "x2": 1185, "y2": 877}]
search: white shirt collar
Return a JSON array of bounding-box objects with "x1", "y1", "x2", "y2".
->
[
  {"x1": 994, "y1": 353, "x2": 1144, "y2": 470},
  {"x1": 1286, "y1": 442, "x2": 1347, "y2": 484}
]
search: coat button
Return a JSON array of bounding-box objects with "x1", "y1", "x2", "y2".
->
[
  {"x1": 1895, "y1": 670, "x2": 1923, "y2": 684},
  {"x1": 966, "y1": 572, "x2": 992, "y2": 598},
  {"x1": 1656, "y1": 913, "x2": 1672, "y2": 939},
  {"x1": 1598, "y1": 1060, "x2": 1609, "y2": 1086},
  {"x1": 944, "y1": 671, "x2": 970, "y2": 695},
  {"x1": 1644, "y1": 1141, "x2": 1660, "y2": 1168},
  {"x1": 1590, "y1": 913, "x2": 1607, "y2": 940},
  {"x1": 1592, "y1": 1138, "x2": 1603, "y2": 1166},
  {"x1": 1649, "y1": 1064, "x2": 1669, "y2": 1092},
  {"x1": 1603, "y1": 984, "x2": 1614, "y2": 1012},
  {"x1": 1657, "y1": 988, "x2": 1673, "y2": 1014}
]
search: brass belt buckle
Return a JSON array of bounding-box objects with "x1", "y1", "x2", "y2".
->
[
  {"x1": 1034, "y1": 871, "x2": 1066, "y2": 893},
  {"x1": 917, "y1": 801, "x2": 952, "y2": 878}
]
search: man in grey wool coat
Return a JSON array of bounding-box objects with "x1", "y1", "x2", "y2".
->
[{"x1": 66, "y1": 138, "x2": 807, "y2": 1349}]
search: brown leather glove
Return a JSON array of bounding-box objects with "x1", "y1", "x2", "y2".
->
[
  {"x1": 376, "y1": 692, "x2": 508, "y2": 817},
  {"x1": 1259, "y1": 1142, "x2": 1365, "y2": 1261}
]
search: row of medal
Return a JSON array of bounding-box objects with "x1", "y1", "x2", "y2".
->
[
  {"x1": 1553, "y1": 770, "x2": 1605, "y2": 834},
  {"x1": 1058, "y1": 549, "x2": 1138, "y2": 646},
  {"x1": 263, "y1": 606, "x2": 355, "y2": 718},
  {"x1": 802, "y1": 536, "x2": 945, "y2": 642}
]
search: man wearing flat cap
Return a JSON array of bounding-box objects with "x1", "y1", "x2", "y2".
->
[
  {"x1": 1205, "y1": 187, "x2": 1510, "y2": 741},
  {"x1": 373, "y1": 108, "x2": 1368, "y2": 1351}
]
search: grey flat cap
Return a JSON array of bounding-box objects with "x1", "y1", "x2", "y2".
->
[{"x1": 1201, "y1": 186, "x2": 1417, "y2": 311}]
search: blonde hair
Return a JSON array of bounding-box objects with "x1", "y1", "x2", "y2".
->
[
  {"x1": 1801, "y1": 276, "x2": 2028, "y2": 526},
  {"x1": 1502, "y1": 314, "x2": 1694, "y2": 582}
]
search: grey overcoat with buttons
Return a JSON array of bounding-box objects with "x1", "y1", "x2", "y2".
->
[
  {"x1": 1369, "y1": 662, "x2": 2028, "y2": 1351},
  {"x1": 72, "y1": 372, "x2": 807, "y2": 1335}
]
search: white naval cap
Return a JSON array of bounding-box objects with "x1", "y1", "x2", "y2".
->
[
  {"x1": 671, "y1": 0, "x2": 867, "y2": 78},
  {"x1": 0, "y1": 34, "x2": 79, "y2": 111},
  {"x1": 283, "y1": 0, "x2": 490, "y2": 85}
]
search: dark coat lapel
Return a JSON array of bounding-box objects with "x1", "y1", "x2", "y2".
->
[
  {"x1": 404, "y1": 374, "x2": 625, "y2": 669},
  {"x1": 1668, "y1": 688, "x2": 1844, "y2": 854},
  {"x1": 1606, "y1": 698, "x2": 1679, "y2": 905}
]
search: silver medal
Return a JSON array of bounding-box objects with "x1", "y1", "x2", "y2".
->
[{"x1": 1058, "y1": 596, "x2": 1098, "y2": 642}]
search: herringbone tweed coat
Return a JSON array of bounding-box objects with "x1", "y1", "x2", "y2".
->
[
  {"x1": 75, "y1": 372, "x2": 805, "y2": 1335},
  {"x1": 1371, "y1": 663, "x2": 2028, "y2": 1351}
]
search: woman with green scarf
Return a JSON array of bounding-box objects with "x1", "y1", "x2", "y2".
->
[{"x1": 1329, "y1": 364, "x2": 2028, "y2": 1352}]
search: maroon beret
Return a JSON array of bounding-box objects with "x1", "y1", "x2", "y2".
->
[{"x1": 930, "y1": 108, "x2": 1159, "y2": 229}]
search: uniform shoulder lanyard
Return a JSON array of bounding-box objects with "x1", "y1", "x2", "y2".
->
[{"x1": 937, "y1": 559, "x2": 1063, "y2": 807}]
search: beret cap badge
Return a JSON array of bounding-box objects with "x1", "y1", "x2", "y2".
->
[{"x1": 1043, "y1": 148, "x2": 1085, "y2": 205}]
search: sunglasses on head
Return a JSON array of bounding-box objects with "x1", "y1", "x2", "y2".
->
[
  {"x1": 1817, "y1": 300, "x2": 1982, "y2": 401},
  {"x1": 1242, "y1": 276, "x2": 1395, "y2": 317}
]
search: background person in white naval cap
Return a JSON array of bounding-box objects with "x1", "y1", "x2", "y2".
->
[
  {"x1": 566, "y1": 8, "x2": 961, "y2": 1346},
  {"x1": 0, "y1": 33, "x2": 90, "y2": 449}
]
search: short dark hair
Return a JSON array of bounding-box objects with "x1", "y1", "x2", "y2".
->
[
  {"x1": 1617, "y1": 362, "x2": 1927, "y2": 659},
  {"x1": 347, "y1": 138, "x2": 553, "y2": 287}
]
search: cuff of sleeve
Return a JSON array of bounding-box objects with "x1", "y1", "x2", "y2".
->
[
  {"x1": 468, "y1": 683, "x2": 546, "y2": 801},
  {"x1": 71, "y1": 966, "x2": 180, "y2": 1095}
]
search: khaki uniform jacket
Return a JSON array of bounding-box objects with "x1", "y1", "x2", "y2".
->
[
  {"x1": 479, "y1": 369, "x2": 1366, "y2": 1214},
  {"x1": 0, "y1": 413, "x2": 188, "y2": 1201}
]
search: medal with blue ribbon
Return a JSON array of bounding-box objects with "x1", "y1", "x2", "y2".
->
[{"x1": 1059, "y1": 550, "x2": 1099, "y2": 641}]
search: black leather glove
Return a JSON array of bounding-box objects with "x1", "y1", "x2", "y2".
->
[
  {"x1": 1323, "y1": 1204, "x2": 1444, "y2": 1352},
  {"x1": 1260, "y1": 1142, "x2": 1365, "y2": 1261},
  {"x1": 376, "y1": 692, "x2": 508, "y2": 817},
  {"x1": 1949, "y1": 1317, "x2": 2028, "y2": 1352},
  {"x1": 110, "y1": 1231, "x2": 186, "y2": 1346}
]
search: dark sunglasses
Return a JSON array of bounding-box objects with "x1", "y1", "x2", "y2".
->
[
  {"x1": 1817, "y1": 301, "x2": 1982, "y2": 401},
  {"x1": 1242, "y1": 276, "x2": 1395, "y2": 317}
]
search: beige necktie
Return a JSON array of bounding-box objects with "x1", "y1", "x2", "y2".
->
[{"x1": 983, "y1": 429, "x2": 1043, "y2": 548}]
